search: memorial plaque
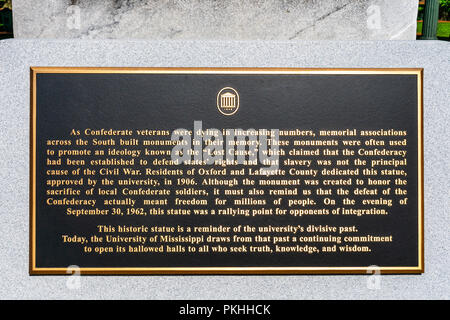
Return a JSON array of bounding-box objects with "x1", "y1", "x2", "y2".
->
[{"x1": 30, "y1": 67, "x2": 423, "y2": 274}]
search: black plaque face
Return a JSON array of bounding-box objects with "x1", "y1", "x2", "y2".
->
[{"x1": 30, "y1": 68, "x2": 423, "y2": 274}]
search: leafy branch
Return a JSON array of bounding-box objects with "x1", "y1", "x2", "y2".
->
[{"x1": 0, "y1": 0, "x2": 12, "y2": 10}]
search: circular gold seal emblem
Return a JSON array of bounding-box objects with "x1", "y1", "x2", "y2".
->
[{"x1": 217, "y1": 87, "x2": 239, "y2": 116}]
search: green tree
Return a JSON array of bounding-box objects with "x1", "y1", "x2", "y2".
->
[
  {"x1": 441, "y1": 0, "x2": 450, "y2": 20},
  {"x1": 0, "y1": 1, "x2": 12, "y2": 10}
]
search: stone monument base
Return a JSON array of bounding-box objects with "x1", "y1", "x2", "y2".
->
[{"x1": 0, "y1": 39, "x2": 448, "y2": 299}]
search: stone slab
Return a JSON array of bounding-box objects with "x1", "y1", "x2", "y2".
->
[
  {"x1": 0, "y1": 39, "x2": 449, "y2": 299},
  {"x1": 12, "y1": 0, "x2": 419, "y2": 40}
]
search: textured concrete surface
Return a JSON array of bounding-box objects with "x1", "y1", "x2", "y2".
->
[
  {"x1": 0, "y1": 39, "x2": 449, "y2": 299},
  {"x1": 12, "y1": 0, "x2": 418, "y2": 40}
]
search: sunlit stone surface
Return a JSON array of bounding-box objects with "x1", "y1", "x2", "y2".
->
[{"x1": 12, "y1": 0, "x2": 418, "y2": 40}]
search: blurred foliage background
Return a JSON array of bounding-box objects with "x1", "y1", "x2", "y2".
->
[{"x1": 0, "y1": 0, "x2": 13, "y2": 39}]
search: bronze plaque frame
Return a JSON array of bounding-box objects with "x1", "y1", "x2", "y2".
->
[{"x1": 30, "y1": 67, "x2": 424, "y2": 275}]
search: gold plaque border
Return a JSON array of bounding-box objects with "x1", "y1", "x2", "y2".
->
[{"x1": 30, "y1": 67, "x2": 424, "y2": 275}]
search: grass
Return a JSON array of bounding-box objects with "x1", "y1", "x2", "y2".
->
[{"x1": 417, "y1": 21, "x2": 450, "y2": 38}]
